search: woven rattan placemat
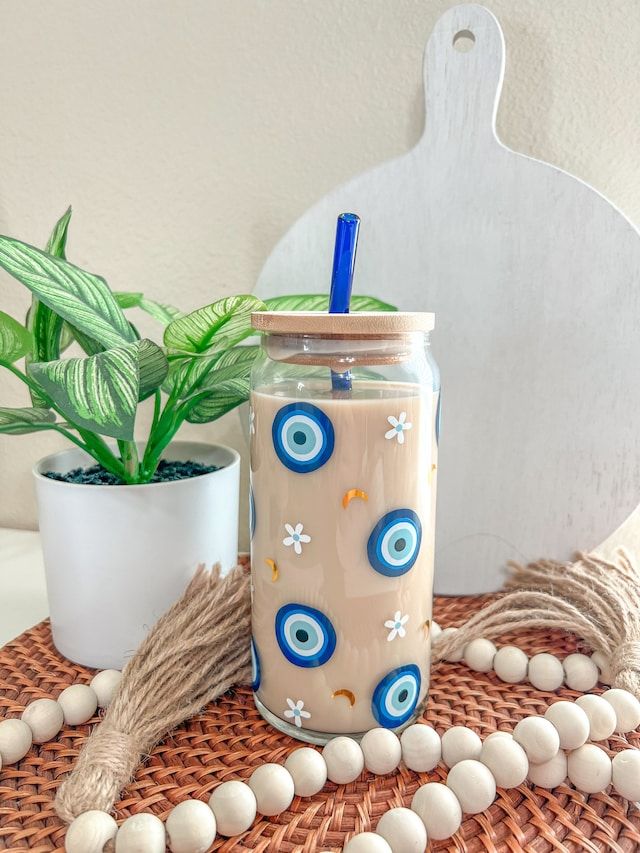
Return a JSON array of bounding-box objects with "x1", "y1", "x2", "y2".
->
[{"x1": 1, "y1": 593, "x2": 639, "y2": 852}]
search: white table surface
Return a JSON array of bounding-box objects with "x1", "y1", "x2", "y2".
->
[{"x1": 0, "y1": 528, "x2": 48, "y2": 646}]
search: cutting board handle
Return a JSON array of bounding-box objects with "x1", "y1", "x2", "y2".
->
[{"x1": 422, "y1": 4, "x2": 505, "y2": 152}]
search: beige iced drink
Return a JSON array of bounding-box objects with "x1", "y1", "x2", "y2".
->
[{"x1": 250, "y1": 379, "x2": 438, "y2": 738}]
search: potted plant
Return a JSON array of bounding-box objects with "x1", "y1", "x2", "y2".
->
[{"x1": 0, "y1": 208, "x2": 393, "y2": 668}]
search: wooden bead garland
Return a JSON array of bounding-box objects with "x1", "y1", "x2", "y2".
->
[
  {"x1": 575, "y1": 693, "x2": 618, "y2": 741},
  {"x1": 65, "y1": 810, "x2": 118, "y2": 853},
  {"x1": 479, "y1": 734, "x2": 529, "y2": 788},
  {"x1": 21, "y1": 697, "x2": 64, "y2": 744},
  {"x1": 527, "y1": 750, "x2": 568, "y2": 789},
  {"x1": 165, "y1": 800, "x2": 216, "y2": 853},
  {"x1": 2, "y1": 633, "x2": 640, "y2": 853},
  {"x1": 376, "y1": 807, "x2": 427, "y2": 853},
  {"x1": 248, "y1": 763, "x2": 295, "y2": 817},
  {"x1": 360, "y1": 727, "x2": 402, "y2": 775},
  {"x1": 441, "y1": 725, "x2": 482, "y2": 768}
]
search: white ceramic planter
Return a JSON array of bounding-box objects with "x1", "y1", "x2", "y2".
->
[{"x1": 33, "y1": 440, "x2": 240, "y2": 670}]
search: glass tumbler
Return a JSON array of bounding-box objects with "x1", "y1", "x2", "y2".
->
[{"x1": 249, "y1": 311, "x2": 440, "y2": 743}]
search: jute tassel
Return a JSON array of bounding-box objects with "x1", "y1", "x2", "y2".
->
[
  {"x1": 54, "y1": 564, "x2": 252, "y2": 824},
  {"x1": 432, "y1": 550, "x2": 640, "y2": 698}
]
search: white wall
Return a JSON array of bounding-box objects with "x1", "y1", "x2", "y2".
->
[{"x1": 1, "y1": 0, "x2": 639, "y2": 549}]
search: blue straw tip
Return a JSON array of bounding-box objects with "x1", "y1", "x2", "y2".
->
[{"x1": 339, "y1": 212, "x2": 360, "y2": 224}]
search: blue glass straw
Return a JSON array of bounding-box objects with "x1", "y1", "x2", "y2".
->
[{"x1": 329, "y1": 212, "x2": 360, "y2": 392}]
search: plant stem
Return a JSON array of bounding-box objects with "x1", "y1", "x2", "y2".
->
[
  {"x1": 121, "y1": 441, "x2": 139, "y2": 479},
  {"x1": 151, "y1": 390, "x2": 162, "y2": 433}
]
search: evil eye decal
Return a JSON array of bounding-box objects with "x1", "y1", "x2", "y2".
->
[
  {"x1": 272, "y1": 403, "x2": 335, "y2": 473},
  {"x1": 435, "y1": 391, "x2": 441, "y2": 445},
  {"x1": 367, "y1": 509, "x2": 422, "y2": 577},
  {"x1": 250, "y1": 637, "x2": 261, "y2": 691},
  {"x1": 372, "y1": 664, "x2": 421, "y2": 728},
  {"x1": 249, "y1": 485, "x2": 256, "y2": 540},
  {"x1": 275, "y1": 603, "x2": 337, "y2": 668}
]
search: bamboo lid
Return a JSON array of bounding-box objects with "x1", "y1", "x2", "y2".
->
[{"x1": 251, "y1": 311, "x2": 435, "y2": 335}]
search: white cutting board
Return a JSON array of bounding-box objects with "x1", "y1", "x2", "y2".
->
[{"x1": 255, "y1": 4, "x2": 640, "y2": 594}]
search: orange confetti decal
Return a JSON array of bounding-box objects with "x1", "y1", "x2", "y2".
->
[
  {"x1": 342, "y1": 488, "x2": 369, "y2": 509},
  {"x1": 428, "y1": 463, "x2": 437, "y2": 485},
  {"x1": 332, "y1": 688, "x2": 356, "y2": 707},
  {"x1": 424, "y1": 619, "x2": 431, "y2": 636},
  {"x1": 265, "y1": 558, "x2": 278, "y2": 582}
]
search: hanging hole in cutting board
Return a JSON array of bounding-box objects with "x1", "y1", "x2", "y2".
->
[{"x1": 452, "y1": 29, "x2": 476, "y2": 52}]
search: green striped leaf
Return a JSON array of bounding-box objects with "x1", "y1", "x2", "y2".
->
[
  {"x1": 164, "y1": 295, "x2": 265, "y2": 354},
  {"x1": 185, "y1": 377, "x2": 251, "y2": 424},
  {"x1": 263, "y1": 294, "x2": 397, "y2": 312},
  {"x1": 26, "y1": 208, "x2": 73, "y2": 405},
  {"x1": 0, "y1": 406, "x2": 56, "y2": 435},
  {"x1": 167, "y1": 345, "x2": 259, "y2": 398},
  {"x1": 137, "y1": 338, "x2": 169, "y2": 401},
  {"x1": 0, "y1": 234, "x2": 135, "y2": 350},
  {"x1": 45, "y1": 206, "x2": 73, "y2": 257},
  {"x1": 182, "y1": 346, "x2": 258, "y2": 422},
  {"x1": 27, "y1": 339, "x2": 166, "y2": 439},
  {"x1": 115, "y1": 291, "x2": 182, "y2": 324},
  {"x1": 0, "y1": 310, "x2": 31, "y2": 363}
]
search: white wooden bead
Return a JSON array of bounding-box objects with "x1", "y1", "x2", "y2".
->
[
  {"x1": 410, "y1": 782, "x2": 462, "y2": 841},
  {"x1": 446, "y1": 759, "x2": 496, "y2": 815},
  {"x1": 484, "y1": 731, "x2": 512, "y2": 742},
  {"x1": 440, "y1": 627, "x2": 464, "y2": 662},
  {"x1": 479, "y1": 734, "x2": 528, "y2": 788},
  {"x1": 591, "y1": 651, "x2": 612, "y2": 685},
  {"x1": 21, "y1": 698, "x2": 64, "y2": 744},
  {"x1": 543, "y1": 701, "x2": 590, "y2": 750},
  {"x1": 284, "y1": 747, "x2": 327, "y2": 797},
  {"x1": 65, "y1": 810, "x2": 118, "y2": 853},
  {"x1": 527, "y1": 653, "x2": 564, "y2": 692},
  {"x1": 208, "y1": 781, "x2": 256, "y2": 836},
  {"x1": 0, "y1": 718, "x2": 32, "y2": 765},
  {"x1": 575, "y1": 694, "x2": 617, "y2": 741},
  {"x1": 361, "y1": 728, "x2": 401, "y2": 775},
  {"x1": 90, "y1": 670, "x2": 122, "y2": 709},
  {"x1": 248, "y1": 763, "x2": 294, "y2": 816},
  {"x1": 567, "y1": 744, "x2": 612, "y2": 793},
  {"x1": 493, "y1": 646, "x2": 528, "y2": 684},
  {"x1": 527, "y1": 750, "x2": 568, "y2": 789},
  {"x1": 166, "y1": 800, "x2": 216, "y2": 853},
  {"x1": 562, "y1": 653, "x2": 599, "y2": 692},
  {"x1": 115, "y1": 813, "x2": 165, "y2": 853},
  {"x1": 322, "y1": 736, "x2": 364, "y2": 784},
  {"x1": 343, "y1": 833, "x2": 392, "y2": 853},
  {"x1": 376, "y1": 807, "x2": 427, "y2": 853},
  {"x1": 441, "y1": 726, "x2": 482, "y2": 768},
  {"x1": 430, "y1": 620, "x2": 442, "y2": 641},
  {"x1": 463, "y1": 638, "x2": 497, "y2": 673},
  {"x1": 512, "y1": 716, "x2": 560, "y2": 764},
  {"x1": 601, "y1": 688, "x2": 640, "y2": 733},
  {"x1": 400, "y1": 724, "x2": 441, "y2": 772},
  {"x1": 58, "y1": 684, "x2": 98, "y2": 725},
  {"x1": 612, "y1": 749, "x2": 640, "y2": 801}
]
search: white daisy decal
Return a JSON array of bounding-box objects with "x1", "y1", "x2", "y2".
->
[
  {"x1": 284, "y1": 698, "x2": 311, "y2": 728},
  {"x1": 384, "y1": 611, "x2": 409, "y2": 641},
  {"x1": 385, "y1": 412, "x2": 412, "y2": 445},
  {"x1": 283, "y1": 522, "x2": 311, "y2": 555},
  {"x1": 249, "y1": 406, "x2": 255, "y2": 435}
]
